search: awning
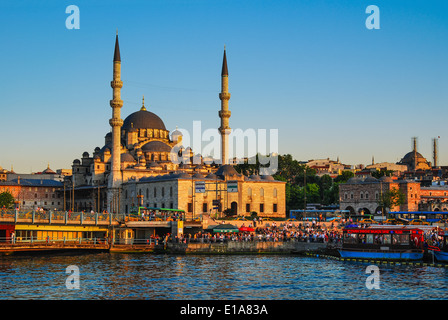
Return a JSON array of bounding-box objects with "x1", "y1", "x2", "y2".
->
[
  {"x1": 211, "y1": 223, "x2": 239, "y2": 233},
  {"x1": 239, "y1": 226, "x2": 255, "y2": 232}
]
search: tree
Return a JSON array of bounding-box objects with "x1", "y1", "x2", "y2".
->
[
  {"x1": 377, "y1": 187, "x2": 405, "y2": 214},
  {"x1": 371, "y1": 169, "x2": 394, "y2": 179},
  {"x1": 334, "y1": 171, "x2": 354, "y2": 184},
  {"x1": 0, "y1": 191, "x2": 15, "y2": 209}
]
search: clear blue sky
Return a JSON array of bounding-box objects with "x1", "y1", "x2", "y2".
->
[{"x1": 0, "y1": 0, "x2": 447, "y2": 173}]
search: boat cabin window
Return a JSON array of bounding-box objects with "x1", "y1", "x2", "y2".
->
[
  {"x1": 397, "y1": 234, "x2": 409, "y2": 245},
  {"x1": 344, "y1": 233, "x2": 358, "y2": 244}
]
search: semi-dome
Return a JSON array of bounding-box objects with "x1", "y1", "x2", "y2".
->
[
  {"x1": 142, "y1": 141, "x2": 172, "y2": 153},
  {"x1": 123, "y1": 109, "x2": 166, "y2": 131},
  {"x1": 347, "y1": 177, "x2": 363, "y2": 184},
  {"x1": 206, "y1": 173, "x2": 219, "y2": 179},
  {"x1": 215, "y1": 164, "x2": 239, "y2": 177},
  {"x1": 176, "y1": 172, "x2": 191, "y2": 179},
  {"x1": 121, "y1": 153, "x2": 135, "y2": 162},
  {"x1": 363, "y1": 176, "x2": 379, "y2": 183}
]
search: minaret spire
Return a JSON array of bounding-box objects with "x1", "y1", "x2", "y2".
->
[
  {"x1": 108, "y1": 32, "x2": 124, "y2": 213},
  {"x1": 219, "y1": 46, "x2": 231, "y2": 165}
]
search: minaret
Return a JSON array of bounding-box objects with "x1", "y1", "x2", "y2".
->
[
  {"x1": 412, "y1": 137, "x2": 418, "y2": 171},
  {"x1": 433, "y1": 137, "x2": 438, "y2": 168},
  {"x1": 108, "y1": 32, "x2": 124, "y2": 213},
  {"x1": 219, "y1": 47, "x2": 231, "y2": 165}
]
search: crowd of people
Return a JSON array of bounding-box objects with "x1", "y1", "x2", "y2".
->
[{"x1": 171, "y1": 219, "x2": 343, "y2": 244}]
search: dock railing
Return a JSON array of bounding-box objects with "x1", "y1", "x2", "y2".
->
[
  {"x1": 0, "y1": 209, "x2": 127, "y2": 226},
  {"x1": 0, "y1": 236, "x2": 109, "y2": 246}
]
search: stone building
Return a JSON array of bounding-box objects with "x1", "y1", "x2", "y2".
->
[
  {"x1": 339, "y1": 176, "x2": 420, "y2": 215},
  {"x1": 339, "y1": 175, "x2": 448, "y2": 216},
  {"x1": 121, "y1": 164, "x2": 285, "y2": 218},
  {"x1": 0, "y1": 178, "x2": 63, "y2": 211}
]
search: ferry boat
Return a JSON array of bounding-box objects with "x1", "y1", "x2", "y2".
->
[{"x1": 339, "y1": 226, "x2": 424, "y2": 261}]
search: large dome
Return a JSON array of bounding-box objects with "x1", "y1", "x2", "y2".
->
[
  {"x1": 400, "y1": 151, "x2": 426, "y2": 163},
  {"x1": 123, "y1": 109, "x2": 166, "y2": 131}
]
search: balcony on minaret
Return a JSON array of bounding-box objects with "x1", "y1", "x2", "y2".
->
[
  {"x1": 219, "y1": 110, "x2": 231, "y2": 118},
  {"x1": 110, "y1": 80, "x2": 123, "y2": 88},
  {"x1": 219, "y1": 92, "x2": 231, "y2": 100}
]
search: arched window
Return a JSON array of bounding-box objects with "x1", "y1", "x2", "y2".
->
[
  {"x1": 247, "y1": 187, "x2": 252, "y2": 197},
  {"x1": 273, "y1": 188, "x2": 278, "y2": 197},
  {"x1": 260, "y1": 188, "x2": 264, "y2": 197},
  {"x1": 365, "y1": 192, "x2": 369, "y2": 199},
  {"x1": 360, "y1": 192, "x2": 364, "y2": 199}
]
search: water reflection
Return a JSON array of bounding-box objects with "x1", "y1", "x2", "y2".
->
[{"x1": 0, "y1": 253, "x2": 447, "y2": 300}]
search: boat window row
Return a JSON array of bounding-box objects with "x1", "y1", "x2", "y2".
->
[{"x1": 343, "y1": 232, "x2": 410, "y2": 245}]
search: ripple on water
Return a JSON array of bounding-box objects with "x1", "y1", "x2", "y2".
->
[{"x1": 0, "y1": 254, "x2": 447, "y2": 299}]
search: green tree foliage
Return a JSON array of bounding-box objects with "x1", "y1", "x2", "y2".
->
[
  {"x1": 371, "y1": 169, "x2": 394, "y2": 179},
  {"x1": 377, "y1": 187, "x2": 406, "y2": 212},
  {"x1": 235, "y1": 154, "x2": 359, "y2": 213},
  {"x1": 0, "y1": 191, "x2": 15, "y2": 209}
]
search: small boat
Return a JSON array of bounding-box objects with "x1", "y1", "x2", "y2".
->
[
  {"x1": 429, "y1": 232, "x2": 448, "y2": 262},
  {"x1": 339, "y1": 226, "x2": 424, "y2": 261}
]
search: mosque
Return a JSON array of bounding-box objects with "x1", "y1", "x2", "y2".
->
[{"x1": 69, "y1": 34, "x2": 286, "y2": 218}]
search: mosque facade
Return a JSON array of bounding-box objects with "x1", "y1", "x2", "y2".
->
[{"x1": 69, "y1": 34, "x2": 285, "y2": 218}]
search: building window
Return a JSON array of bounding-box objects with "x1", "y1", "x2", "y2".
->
[
  {"x1": 188, "y1": 203, "x2": 193, "y2": 212},
  {"x1": 360, "y1": 192, "x2": 363, "y2": 199},
  {"x1": 365, "y1": 192, "x2": 369, "y2": 199},
  {"x1": 162, "y1": 187, "x2": 165, "y2": 197},
  {"x1": 273, "y1": 204, "x2": 278, "y2": 212},
  {"x1": 273, "y1": 188, "x2": 277, "y2": 197},
  {"x1": 246, "y1": 204, "x2": 251, "y2": 213},
  {"x1": 375, "y1": 192, "x2": 379, "y2": 200},
  {"x1": 260, "y1": 203, "x2": 264, "y2": 213},
  {"x1": 170, "y1": 186, "x2": 173, "y2": 197},
  {"x1": 350, "y1": 193, "x2": 354, "y2": 200},
  {"x1": 247, "y1": 187, "x2": 252, "y2": 197},
  {"x1": 260, "y1": 188, "x2": 264, "y2": 197},
  {"x1": 154, "y1": 187, "x2": 157, "y2": 197},
  {"x1": 344, "y1": 193, "x2": 348, "y2": 200},
  {"x1": 203, "y1": 203, "x2": 208, "y2": 213}
]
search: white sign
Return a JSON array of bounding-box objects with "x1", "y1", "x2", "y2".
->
[
  {"x1": 227, "y1": 181, "x2": 238, "y2": 193},
  {"x1": 195, "y1": 181, "x2": 206, "y2": 193}
]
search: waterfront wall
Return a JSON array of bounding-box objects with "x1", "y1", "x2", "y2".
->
[{"x1": 166, "y1": 241, "x2": 327, "y2": 254}]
